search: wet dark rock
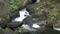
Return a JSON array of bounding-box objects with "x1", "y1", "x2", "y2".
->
[{"x1": 9, "y1": 11, "x2": 20, "y2": 21}]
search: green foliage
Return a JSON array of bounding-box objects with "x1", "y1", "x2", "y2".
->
[
  {"x1": 47, "y1": 7, "x2": 58, "y2": 24},
  {"x1": 8, "y1": 0, "x2": 20, "y2": 11},
  {"x1": 10, "y1": 0, "x2": 18, "y2": 10},
  {"x1": 8, "y1": 0, "x2": 31, "y2": 11}
]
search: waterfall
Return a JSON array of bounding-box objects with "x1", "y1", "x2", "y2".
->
[
  {"x1": 12, "y1": 8, "x2": 30, "y2": 22},
  {"x1": 12, "y1": 8, "x2": 41, "y2": 31}
]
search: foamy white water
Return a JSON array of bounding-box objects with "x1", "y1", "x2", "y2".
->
[
  {"x1": 12, "y1": 8, "x2": 41, "y2": 31},
  {"x1": 36, "y1": 0, "x2": 40, "y2": 3},
  {"x1": 21, "y1": 24, "x2": 37, "y2": 31},
  {"x1": 21, "y1": 23, "x2": 41, "y2": 31},
  {"x1": 54, "y1": 28, "x2": 60, "y2": 31},
  {"x1": 32, "y1": 24, "x2": 40, "y2": 28},
  {"x1": 22, "y1": 24, "x2": 30, "y2": 29},
  {"x1": 12, "y1": 8, "x2": 30, "y2": 22}
]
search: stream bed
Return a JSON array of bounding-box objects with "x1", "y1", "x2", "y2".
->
[{"x1": 11, "y1": 8, "x2": 60, "y2": 34}]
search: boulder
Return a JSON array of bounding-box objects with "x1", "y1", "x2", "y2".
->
[{"x1": 7, "y1": 22, "x2": 23, "y2": 30}]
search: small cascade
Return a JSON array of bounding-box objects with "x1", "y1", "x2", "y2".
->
[
  {"x1": 12, "y1": 8, "x2": 30, "y2": 22},
  {"x1": 54, "y1": 28, "x2": 60, "y2": 31},
  {"x1": 11, "y1": 8, "x2": 41, "y2": 31},
  {"x1": 21, "y1": 23, "x2": 41, "y2": 31},
  {"x1": 21, "y1": 24, "x2": 37, "y2": 31}
]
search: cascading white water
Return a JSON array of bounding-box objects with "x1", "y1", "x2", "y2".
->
[
  {"x1": 12, "y1": 8, "x2": 30, "y2": 22},
  {"x1": 32, "y1": 24, "x2": 40, "y2": 28},
  {"x1": 54, "y1": 28, "x2": 60, "y2": 31},
  {"x1": 35, "y1": 0, "x2": 40, "y2": 3},
  {"x1": 11, "y1": 0, "x2": 41, "y2": 31},
  {"x1": 21, "y1": 24, "x2": 37, "y2": 31},
  {"x1": 12, "y1": 8, "x2": 41, "y2": 31},
  {"x1": 21, "y1": 23, "x2": 41, "y2": 31}
]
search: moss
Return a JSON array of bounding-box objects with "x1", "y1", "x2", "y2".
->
[
  {"x1": 7, "y1": 0, "x2": 32, "y2": 12},
  {"x1": 0, "y1": 27, "x2": 13, "y2": 34},
  {"x1": 8, "y1": 0, "x2": 23, "y2": 11},
  {"x1": 7, "y1": 22, "x2": 22, "y2": 28},
  {"x1": 17, "y1": 28, "x2": 29, "y2": 34},
  {"x1": 47, "y1": 7, "x2": 58, "y2": 24}
]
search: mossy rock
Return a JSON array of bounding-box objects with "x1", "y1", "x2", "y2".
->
[
  {"x1": 0, "y1": 28, "x2": 19, "y2": 34},
  {"x1": 0, "y1": 18, "x2": 9, "y2": 28},
  {"x1": 17, "y1": 28, "x2": 29, "y2": 34},
  {"x1": 7, "y1": 22, "x2": 23, "y2": 28}
]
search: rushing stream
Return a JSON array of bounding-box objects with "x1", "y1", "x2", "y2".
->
[
  {"x1": 11, "y1": 8, "x2": 60, "y2": 32},
  {"x1": 12, "y1": 8, "x2": 30, "y2": 22},
  {"x1": 11, "y1": 0, "x2": 60, "y2": 34},
  {"x1": 10, "y1": 8, "x2": 60, "y2": 34},
  {"x1": 11, "y1": 8, "x2": 41, "y2": 31},
  {"x1": 11, "y1": 0, "x2": 41, "y2": 31},
  {"x1": 54, "y1": 28, "x2": 60, "y2": 31}
]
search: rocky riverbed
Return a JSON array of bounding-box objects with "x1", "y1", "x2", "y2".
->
[{"x1": 0, "y1": 0, "x2": 60, "y2": 34}]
